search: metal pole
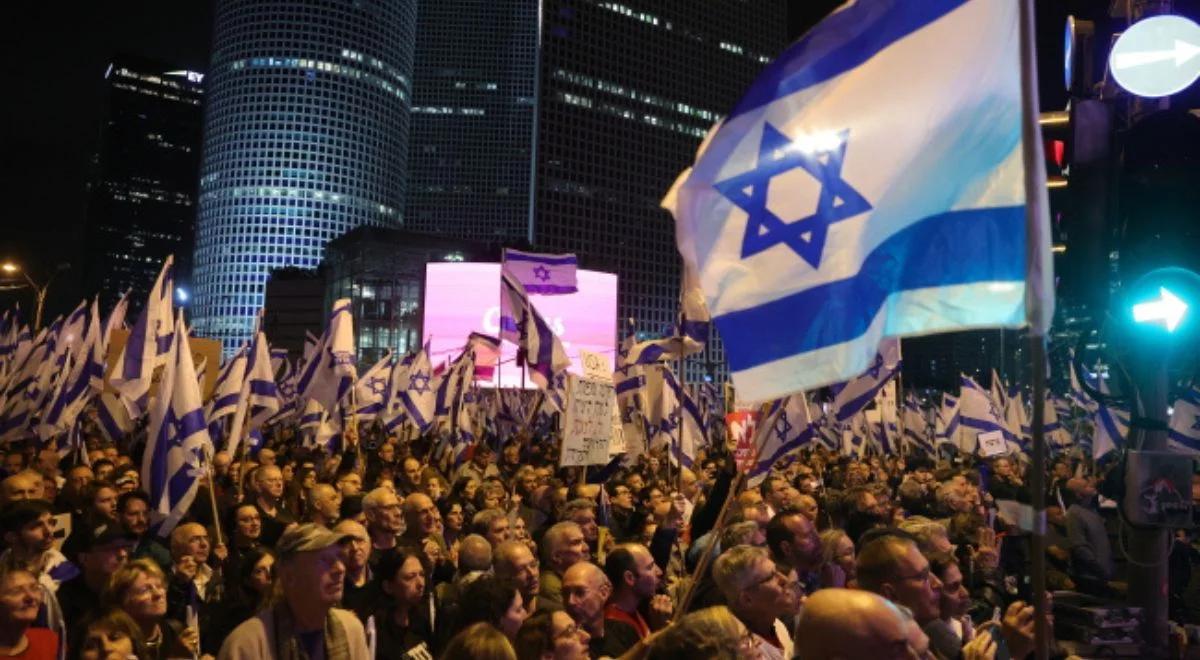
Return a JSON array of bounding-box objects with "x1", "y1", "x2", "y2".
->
[
  {"x1": 1027, "y1": 335, "x2": 1049, "y2": 660},
  {"x1": 1127, "y1": 351, "x2": 1170, "y2": 648}
]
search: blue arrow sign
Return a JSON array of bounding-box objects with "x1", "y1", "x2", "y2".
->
[
  {"x1": 1133, "y1": 287, "x2": 1188, "y2": 332},
  {"x1": 1110, "y1": 15, "x2": 1200, "y2": 97}
]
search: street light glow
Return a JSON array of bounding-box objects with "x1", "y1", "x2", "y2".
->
[{"x1": 1, "y1": 263, "x2": 17, "y2": 274}]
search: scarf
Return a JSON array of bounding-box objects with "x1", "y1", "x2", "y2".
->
[{"x1": 272, "y1": 603, "x2": 351, "y2": 660}]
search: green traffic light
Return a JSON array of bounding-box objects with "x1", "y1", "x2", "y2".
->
[{"x1": 1132, "y1": 286, "x2": 1188, "y2": 331}]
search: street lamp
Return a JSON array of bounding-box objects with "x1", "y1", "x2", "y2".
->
[{"x1": 0, "y1": 261, "x2": 70, "y2": 331}]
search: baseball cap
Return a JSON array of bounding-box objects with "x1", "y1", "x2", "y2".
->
[{"x1": 275, "y1": 523, "x2": 353, "y2": 561}]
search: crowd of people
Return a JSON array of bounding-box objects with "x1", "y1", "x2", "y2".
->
[{"x1": 0, "y1": 416, "x2": 1195, "y2": 659}]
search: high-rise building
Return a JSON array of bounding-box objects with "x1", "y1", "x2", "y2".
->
[
  {"x1": 84, "y1": 56, "x2": 204, "y2": 313},
  {"x1": 405, "y1": 0, "x2": 539, "y2": 243},
  {"x1": 534, "y1": 1, "x2": 787, "y2": 382},
  {"x1": 192, "y1": 0, "x2": 417, "y2": 353}
]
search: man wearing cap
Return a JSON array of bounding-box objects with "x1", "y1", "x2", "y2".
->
[
  {"x1": 56, "y1": 522, "x2": 135, "y2": 630},
  {"x1": 219, "y1": 523, "x2": 369, "y2": 660}
]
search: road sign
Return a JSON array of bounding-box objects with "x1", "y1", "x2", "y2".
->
[
  {"x1": 1132, "y1": 286, "x2": 1188, "y2": 332},
  {"x1": 1110, "y1": 15, "x2": 1200, "y2": 97}
]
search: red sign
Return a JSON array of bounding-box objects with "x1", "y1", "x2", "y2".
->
[{"x1": 727, "y1": 411, "x2": 760, "y2": 473}]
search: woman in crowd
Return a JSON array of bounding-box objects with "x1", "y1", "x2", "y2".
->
[
  {"x1": 0, "y1": 566, "x2": 57, "y2": 659},
  {"x1": 75, "y1": 609, "x2": 147, "y2": 660},
  {"x1": 208, "y1": 548, "x2": 275, "y2": 648},
  {"x1": 101, "y1": 559, "x2": 196, "y2": 660},
  {"x1": 819, "y1": 528, "x2": 856, "y2": 588},
  {"x1": 514, "y1": 610, "x2": 590, "y2": 660},
  {"x1": 457, "y1": 575, "x2": 530, "y2": 642},
  {"x1": 373, "y1": 546, "x2": 434, "y2": 658}
]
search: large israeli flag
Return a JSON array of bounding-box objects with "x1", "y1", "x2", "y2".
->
[
  {"x1": 143, "y1": 314, "x2": 212, "y2": 536},
  {"x1": 749, "y1": 393, "x2": 816, "y2": 487},
  {"x1": 669, "y1": 0, "x2": 1052, "y2": 402}
]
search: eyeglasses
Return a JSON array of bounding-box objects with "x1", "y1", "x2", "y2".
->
[
  {"x1": 553, "y1": 623, "x2": 582, "y2": 640},
  {"x1": 895, "y1": 567, "x2": 932, "y2": 584}
]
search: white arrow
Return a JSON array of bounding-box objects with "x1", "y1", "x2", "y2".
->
[
  {"x1": 1133, "y1": 286, "x2": 1188, "y2": 332},
  {"x1": 1113, "y1": 39, "x2": 1200, "y2": 70}
]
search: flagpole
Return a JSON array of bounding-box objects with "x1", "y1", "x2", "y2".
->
[
  {"x1": 1018, "y1": 0, "x2": 1049, "y2": 656},
  {"x1": 205, "y1": 463, "x2": 225, "y2": 547}
]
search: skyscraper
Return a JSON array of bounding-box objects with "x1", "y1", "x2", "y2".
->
[
  {"x1": 84, "y1": 56, "x2": 204, "y2": 312},
  {"x1": 406, "y1": 0, "x2": 539, "y2": 243},
  {"x1": 192, "y1": 0, "x2": 416, "y2": 352},
  {"x1": 535, "y1": 1, "x2": 787, "y2": 381}
]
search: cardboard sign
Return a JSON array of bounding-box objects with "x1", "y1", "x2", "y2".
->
[
  {"x1": 727, "y1": 411, "x2": 760, "y2": 472},
  {"x1": 580, "y1": 349, "x2": 612, "y2": 383},
  {"x1": 977, "y1": 430, "x2": 1007, "y2": 457},
  {"x1": 560, "y1": 375, "x2": 616, "y2": 467}
]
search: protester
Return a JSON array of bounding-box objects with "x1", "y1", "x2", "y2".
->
[
  {"x1": 102, "y1": 559, "x2": 197, "y2": 660},
  {"x1": 76, "y1": 608, "x2": 148, "y2": 660},
  {"x1": 217, "y1": 523, "x2": 368, "y2": 659},
  {"x1": 371, "y1": 545, "x2": 433, "y2": 658},
  {"x1": 0, "y1": 566, "x2": 58, "y2": 659},
  {"x1": 561, "y1": 561, "x2": 639, "y2": 657},
  {"x1": 513, "y1": 610, "x2": 590, "y2": 660},
  {"x1": 442, "y1": 622, "x2": 517, "y2": 660}
]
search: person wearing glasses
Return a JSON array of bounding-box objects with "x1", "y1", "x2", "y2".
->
[
  {"x1": 711, "y1": 545, "x2": 797, "y2": 660},
  {"x1": 856, "y1": 534, "x2": 944, "y2": 627},
  {"x1": 102, "y1": 559, "x2": 198, "y2": 660},
  {"x1": 513, "y1": 610, "x2": 590, "y2": 660}
]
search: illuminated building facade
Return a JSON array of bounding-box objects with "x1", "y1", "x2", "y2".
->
[
  {"x1": 405, "y1": 0, "x2": 539, "y2": 243},
  {"x1": 535, "y1": 0, "x2": 787, "y2": 382},
  {"x1": 192, "y1": 0, "x2": 416, "y2": 353},
  {"x1": 84, "y1": 56, "x2": 204, "y2": 312}
]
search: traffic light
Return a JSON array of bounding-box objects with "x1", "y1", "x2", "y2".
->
[{"x1": 1125, "y1": 267, "x2": 1200, "y2": 338}]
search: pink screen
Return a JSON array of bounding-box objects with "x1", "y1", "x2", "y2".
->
[{"x1": 423, "y1": 263, "x2": 618, "y2": 388}]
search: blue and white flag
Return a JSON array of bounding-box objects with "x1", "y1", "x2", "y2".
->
[
  {"x1": 226, "y1": 330, "x2": 282, "y2": 456},
  {"x1": 830, "y1": 338, "x2": 900, "y2": 421},
  {"x1": 143, "y1": 314, "x2": 211, "y2": 537},
  {"x1": 1043, "y1": 391, "x2": 1071, "y2": 451},
  {"x1": 1068, "y1": 351, "x2": 1099, "y2": 413},
  {"x1": 936, "y1": 393, "x2": 961, "y2": 447},
  {"x1": 502, "y1": 248, "x2": 578, "y2": 294},
  {"x1": 1168, "y1": 388, "x2": 1200, "y2": 454},
  {"x1": 749, "y1": 393, "x2": 816, "y2": 487},
  {"x1": 206, "y1": 347, "x2": 248, "y2": 425},
  {"x1": 392, "y1": 349, "x2": 437, "y2": 433},
  {"x1": 1091, "y1": 403, "x2": 1129, "y2": 460},
  {"x1": 959, "y1": 374, "x2": 1018, "y2": 451},
  {"x1": 666, "y1": 0, "x2": 1052, "y2": 402},
  {"x1": 111, "y1": 256, "x2": 174, "y2": 417},
  {"x1": 661, "y1": 366, "x2": 705, "y2": 468},
  {"x1": 295, "y1": 299, "x2": 357, "y2": 415},
  {"x1": 351, "y1": 352, "x2": 392, "y2": 421},
  {"x1": 499, "y1": 271, "x2": 571, "y2": 394},
  {"x1": 95, "y1": 390, "x2": 133, "y2": 443},
  {"x1": 38, "y1": 300, "x2": 105, "y2": 442}
]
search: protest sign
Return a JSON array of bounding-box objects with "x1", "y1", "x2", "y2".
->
[
  {"x1": 977, "y1": 430, "x2": 1007, "y2": 457},
  {"x1": 560, "y1": 374, "x2": 616, "y2": 466}
]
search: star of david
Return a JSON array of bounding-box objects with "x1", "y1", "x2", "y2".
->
[
  {"x1": 714, "y1": 123, "x2": 871, "y2": 269},
  {"x1": 532, "y1": 265, "x2": 552, "y2": 282},
  {"x1": 774, "y1": 412, "x2": 793, "y2": 441},
  {"x1": 552, "y1": 371, "x2": 567, "y2": 391},
  {"x1": 409, "y1": 370, "x2": 431, "y2": 394},
  {"x1": 1192, "y1": 414, "x2": 1200, "y2": 432},
  {"x1": 368, "y1": 377, "x2": 388, "y2": 396},
  {"x1": 866, "y1": 353, "x2": 884, "y2": 379}
]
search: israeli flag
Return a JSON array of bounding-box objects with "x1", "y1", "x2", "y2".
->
[
  {"x1": 502, "y1": 248, "x2": 578, "y2": 294},
  {"x1": 351, "y1": 352, "x2": 392, "y2": 421},
  {"x1": 830, "y1": 338, "x2": 901, "y2": 422},
  {"x1": 668, "y1": 0, "x2": 1052, "y2": 402},
  {"x1": 1091, "y1": 403, "x2": 1129, "y2": 460},
  {"x1": 936, "y1": 393, "x2": 961, "y2": 447},
  {"x1": 143, "y1": 314, "x2": 212, "y2": 536},
  {"x1": 205, "y1": 347, "x2": 248, "y2": 424},
  {"x1": 391, "y1": 349, "x2": 437, "y2": 433},
  {"x1": 499, "y1": 271, "x2": 571, "y2": 392},
  {"x1": 749, "y1": 393, "x2": 816, "y2": 487},
  {"x1": 295, "y1": 299, "x2": 357, "y2": 415},
  {"x1": 111, "y1": 256, "x2": 175, "y2": 417},
  {"x1": 1168, "y1": 388, "x2": 1200, "y2": 454},
  {"x1": 226, "y1": 330, "x2": 282, "y2": 456},
  {"x1": 959, "y1": 374, "x2": 1019, "y2": 451},
  {"x1": 662, "y1": 366, "x2": 705, "y2": 468}
]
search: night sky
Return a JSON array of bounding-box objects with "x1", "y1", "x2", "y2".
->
[{"x1": 0, "y1": 0, "x2": 1180, "y2": 318}]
